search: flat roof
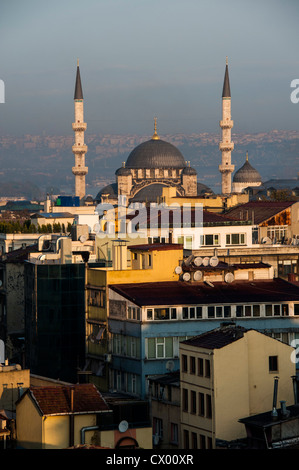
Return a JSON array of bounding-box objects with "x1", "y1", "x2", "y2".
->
[{"x1": 109, "y1": 278, "x2": 299, "y2": 307}]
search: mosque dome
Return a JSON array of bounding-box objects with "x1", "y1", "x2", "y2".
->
[
  {"x1": 115, "y1": 166, "x2": 131, "y2": 176},
  {"x1": 125, "y1": 138, "x2": 186, "y2": 169},
  {"x1": 95, "y1": 183, "x2": 118, "y2": 202},
  {"x1": 233, "y1": 153, "x2": 262, "y2": 184}
]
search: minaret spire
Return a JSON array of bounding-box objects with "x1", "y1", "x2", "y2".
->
[
  {"x1": 72, "y1": 60, "x2": 88, "y2": 199},
  {"x1": 219, "y1": 57, "x2": 234, "y2": 194}
]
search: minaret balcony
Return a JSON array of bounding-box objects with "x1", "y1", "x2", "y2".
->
[
  {"x1": 72, "y1": 144, "x2": 88, "y2": 154},
  {"x1": 219, "y1": 164, "x2": 235, "y2": 173},
  {"x1": 219, "y1": 141, "x2": 234, "y2": 151},
  {"x1": 72, "y1": 166, "x2": 88, "y2": 175},
  {"x1": 220, "y1": 120, "x2": 233, "y2": 129},
  {"x1": 72, "y1": 122, "x2": 87, "y2": 131}
]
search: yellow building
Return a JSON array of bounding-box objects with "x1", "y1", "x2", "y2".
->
[
  {"x1": 0, "y1": 362, "x2": 30, "y2": 412},
  {"x1": 160, "y1": 186, "x2": 249, "y2": 212},
  {"x1": 179, "y1": 324, "x2": 296, "y2": 449},
  {"x1": 16, "y1": 383, "x2": 152, "y2": 449},
  {"x1": 86, "y1": 243, "x2": 184, "y2": 390}
]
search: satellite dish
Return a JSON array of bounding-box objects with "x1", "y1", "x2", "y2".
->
[
  {"x1": 93, "y1": 223, "x2": 101, "y2": 233},
  {"x1": 225, "y1": 272, "x2": 234, "y2": 284},
  {"x1": 175, "y1": 266, "x2": 182, "y2": 275},
  {"x1": 202, "y1": 257, "x2": 210, "y2": 266},
  {"x1": 184, "y1": 255, "x2": 194, "y2": 267},
  {"x1": 38, "y1": 254, "x2": 46, "y2": 261},
  {"x1": 193, "y1": 257, "x2": 203, "y2": 267},
  {"x1": 166, "y1": 360, "x2": 175, "y2": 371},
  {"x1": 183, "y1": 272, "x2": 191, "y2": 281},
  {"x1": 205, "y1": 280, "x2": 214, "y2": 287},
  {"x1": 118, "y1": 420, "x2": 129, "y2": 433},
  {"x1": 79, "y1": 235, "x2": 87, "y2": 243},
  {"x1": 193, "y1": 271, "x2": 202, "y2": 281},
  {"x1": 261, "y1": 237, "x2": 272, "y2": 244},
  {"x1": 210, "y1": 256, "x2": 219, "y2": 267}
]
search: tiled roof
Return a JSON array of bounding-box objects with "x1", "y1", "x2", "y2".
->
[
  {"x1": 129, "y1": 243, "x2": 183, "y2": 252},
  {"x1": 25, "y1": 384, "x2": 110, "y2": 416},
  {"x1": 225, "y1": 201, "x2": 296, "y2": 225},
  {"x1": 109, "y1": 278, "x2": 299, "y2": 307},
  {"x1": 181, "y1": 325, "x2": 247, "y2": 349}
]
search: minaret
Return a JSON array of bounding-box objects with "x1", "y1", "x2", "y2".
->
[
  {"x1": 219, "y1": 57, "x2": 234, "y2": 194},
  {"x1": 72, "y1": 59, "x2": 88, "y2": 200}
]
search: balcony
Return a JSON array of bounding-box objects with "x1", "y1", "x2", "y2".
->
[
  {"x1": 72, "y1": 122, "x2": 87, "y2": 131},
  {"x1": 219, "y1": 141, "x2": 234, "y2": 151},
  {"x1": 72, "y1": 166, "x2": 88, "y2": 175},
  {"x1": 220, "y1": 120, "x2": 233, "y2": 128},
  {"x1": 72, "y1": 144, "x2": 88, "y2": 154}
]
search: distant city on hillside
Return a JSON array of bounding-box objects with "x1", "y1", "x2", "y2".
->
[{"x1": 0, "y1": 129, "x2": 298, "y2": 199}]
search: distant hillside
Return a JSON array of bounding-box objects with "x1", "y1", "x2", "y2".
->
[{"x1": 0, "y1": 130, "x2": 298, "y2": 196}]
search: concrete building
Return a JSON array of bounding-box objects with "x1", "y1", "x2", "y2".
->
[
  {"x1": 179, "y1": 325, "x2": 296, "y2": 449},
  {"x1": 148, "y1": 371, "x2": 181, "y2": 449},
  {"x1": 15, "y1": 383, "x2": 152, "y2": 449}
]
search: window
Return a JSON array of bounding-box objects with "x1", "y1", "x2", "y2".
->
[
  {"x1": 207, "y1": 437, "x2": 213, "y2": 449},
  {"x1": 147, "y1": 337, "x2": 173, "y2": 359},
  {"x1": 128, "y1": 306, "x2": 140, "y2": 320},
  {"x1": 200, "y1": 435, "x2": 206, "y2": 449},
  {"x1": 170, "y1": 423, "x2": 179, "y2": 445},
  {"x1": 153, "y1": 417, "x2": 163, "y2": 438},
  {"x1": 206, "y1": 394, "x2": 212, "y2": 418},
  {"x1": 205, "y1": 359, "x2": 211, "y2": 378},
  {"x1": 200, "y1": 234, "x2": 220, "y2": 246},
  {"x1": 182, "y1": 306, "x2": 202, "y2": 320},
  {"x1": 183, "y1": 389, "x2": 188, "y2": 412},
  {"x1": 182, "y1": 354, "x2": 188, "y2": 372},
  {"x1": 265, "y1": 304, "x2": 288, "y2": 317},
  {"x1": 226, "y1": 233, "x2": 246, "y2": 245},
  {"x1": 154, "y1": 308, "x2": 170, "y2": 320},
  {"x1": 184, "y1": 430, "x2": 189, "y2": 449},
  {"x1": 190, "y1": 356, "x2": 196, "y2": 374},
  {"x1": 267, "y1": 225, "x2": 287, "y2": 242},
  {"x1": 273, "y1": 332, "x2": 289, "y2": 345},
  {"x1": 191, "y1": 390, "x2": 197, "y2": 414},
  {"x1": 198, "y1": 392, "x2": 205, "y2": 416},
  {"x1": 198, "y1": 358, "x2": 204, "y2": 377},
  {"x1": 294, "y1": 304, "x2": 299, "y2": 316},
  {"x1": 192, "y1": 432, "x2": 198, "y2": 449},
  {"x1": 208, "y1": 306, "x2": 215, "y2": 318},
  {"x1": 269, "y1": 356, "x2": 278, "y2": 372}
]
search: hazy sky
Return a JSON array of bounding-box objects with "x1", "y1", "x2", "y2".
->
[{"x1": 1, "y1": 0, "x2": 299, "y2": 136}]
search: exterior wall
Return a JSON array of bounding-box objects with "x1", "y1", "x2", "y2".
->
[
  {"x1": 43, "y1": 415, "x2": 70, "y2": 449},
  {"x1": 5, "y1": 263, "x2": 25, "y2": 334},
  {"x1": 16, "y1": 394, "x2": 42, "y2": 449},
  {"x1": 0, "y1": 234, "x2": 41, "y2": 255},
  {"x1": 180, "y1": 330, "x2": 296, "y2": 447},
  {"x1": 0, "y1": 366, "x2": 30, "y2": 411},
  {"x1": 232, "y1": 181, "x2": 261, "y2": 193}
]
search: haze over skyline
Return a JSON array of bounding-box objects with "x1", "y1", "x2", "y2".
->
[{"x1": 1, "y1": 0, "x2": 299, "y2": 138}]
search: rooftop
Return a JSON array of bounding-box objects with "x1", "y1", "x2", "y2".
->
[
  {"x1": 181, "y1": 324, "x2": 248, "y2": 349},
  {"x1": 109, "y1": 278, "x2": 299, "y2": 307},
  {"x1": 20, "y1": 384, "x2": 110, "y2": 416},
  {"x1": 225, "y1": 200, "x2": 297, "y2": 225}
]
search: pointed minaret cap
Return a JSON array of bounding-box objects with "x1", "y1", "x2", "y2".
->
[
  {"x1": 74, "y1": 59, "x2": 83, "y2": 100},
  {"x1": 222, "y1": 56, "x2": 231, "y2": 98}
]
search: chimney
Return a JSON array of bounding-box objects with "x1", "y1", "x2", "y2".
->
[
  {"x1": 271, "y1": 376, "x2": 279, "y2": 420},
  {"x1": 280, "y1": 400, "x2": 290, "y2": 419}
]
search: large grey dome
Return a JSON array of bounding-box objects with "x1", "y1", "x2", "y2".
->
[
  {"x1": 125, "y1": 138, "x2": 187, "y2": 169},
  {"x1": 233, "y1": 158, "x2": 261, "y2": 183}
]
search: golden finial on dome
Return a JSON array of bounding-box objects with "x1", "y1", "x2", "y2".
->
[
  {"x1": 246, "y1": 150, "x2": 249, "y2": 161},
  {"x1": 77, "y1": 58, "x2": 79, "y2": 67},
  {"x1": 226, "y1": 56, "x2": 228, "y2": 65},
  {"x1": 152, "y1": 117, "x2": 160, "y2": 140}
]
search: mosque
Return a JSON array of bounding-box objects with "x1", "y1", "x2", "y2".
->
[{"x1": 71, "y1": 59, "x2": 262, "y2": 206}]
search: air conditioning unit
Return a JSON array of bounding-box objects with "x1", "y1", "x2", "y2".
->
[{"x1": 104, "y1": 354, "x2": 112, "y2": 363}]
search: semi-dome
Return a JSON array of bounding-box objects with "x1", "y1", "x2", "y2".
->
[
  {"x1": 95, "y1": 183, "x2": 118, "y2": 202},
  {"x1": 182, "y1": 166, "x2": 197, "y2": 175},
  {"x1": 233, "y1": 153, "x2": 261, "y2": 183},
  {"x1": 125, "y1": 138, "x2": 186, "y2": 169}
]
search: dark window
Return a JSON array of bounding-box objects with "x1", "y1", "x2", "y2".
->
[
  {"x1": 190, "y1": 356, "x2": 196, "y2": 374},
  {"x1": 208, "y1": 306, "x2": 215, "y2": 318},
  {"x1": 191, "y1": 390, "x2": 196, "y2": 414},
  {"x1": 196, "y1": 306, "x2": 202, "y2": 318},
  {"x1": 205, "y1": 359, "x2": 211, "y2": 378},
  {"x1": 183, "y1": 389, "x2": 188, "y2": 412},
  {"x1": 198, "y1": 392, "x2": 205, "y2": 416},
  {"x1": 184, "y1": 430, "x2": 189, "y2": 449},
  {"x1": 206, "y1": 394, "x2": 212, "y2": 418},
  {"x1": 269, "y1": 356, "x2": 278, "y2": 372},
  {"x1": 198, "y1": 358, "x2": 204, "y2": 376},
  {"x1": 200, "y1": 435, "x2": 206, "y2": 449},
  {"x1": 182, "y1": 355, "x2": 188, "y2": 372},
  {"x1": 192, "y1": 432, "x2": 198, "y2": 449}
]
